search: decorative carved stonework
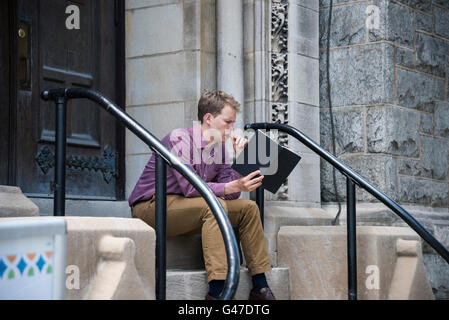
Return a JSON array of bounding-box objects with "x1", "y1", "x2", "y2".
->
[
  {"x1": 271, "y1": 0, "x2": 288, "y2": 103},
  {"x1": 271, "y1": 0, "x2": 289, "y2": 200},
  {"x1": 35, "y1": 145, "x2": 118, "y2": 184}
]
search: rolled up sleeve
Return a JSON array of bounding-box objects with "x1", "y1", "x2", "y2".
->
[{"x1": 214, "y1": 164, "x2": 242, "y2": 200}]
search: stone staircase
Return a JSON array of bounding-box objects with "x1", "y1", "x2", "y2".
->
[
  {"x1": 165, "y1": 233, "x2": 292, "y2": 300},
  {"x1": 0, "y1": 186, "x2": 439, "y2": 300},
  {"x1": 164, "y1": 204, "x2": 436, "y2": 300},
  {"x1": 163, "y1": 205, "x2": 336, "y2": 300}
]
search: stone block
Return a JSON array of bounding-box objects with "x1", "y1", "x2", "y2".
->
[
  {"x1": 243, "y1": 1, "x2": 255, "y2": 54},
  {"x1": 395, "y1": 47, "x2": 415, "y2": 69},
  {"x1": 126, "y1": 0, "x2": 180, "y2": 10},
  {"x1": 434, "y1": 0, "x2": 449, "y2": 9},
  {"x1": 423, "y1": 253, "x2": 449, "y2": 299},
  {"x1": 431, "y1": 181, "x2": 449, "y2": 207},
  {"x1": 397, "y1": 158, "x2": 427, "y2": 178},
  {"x1": 321, "y1": 154, "x2": 397, "y2": 202},
  {"x1": 366, "y1": 105, "x2": 419, "y2": 157},
  {"x1": 434, "y1": 102, "x2": 449, "y2": 138},
  {"x1": 368, "y1": 1, "x2": 414, "y2": 49},
  {"x1": 421, "y1": 135, "x2": 448, "y2": 181},
  {"x1": 320, "y1": 43, "x2": 394, "y2": 107},
  {"x1": 290, "y1": 53, "x2": 319, "y2": 106},
  {"x1": 415, "y1": 33, "x2": 449, "y2": 77},
  {"x1": 434, "y1": 6, "x2": 449, "y2": 39},
  {"x1": 291, "y1": 0, "x2": 319, "y2": 12},
  {"x1": 277, "y1": 225, "x2": 433, "y2": 300},
  {"x1": 166, "y1": 267, "x2": 290, "y2": 300},
  {"x1": 290, "y1": 103, "x2": 320, "y2": 154},
  {"x1": 396, "y1": 68, "x2": 445, "y2": 112},
  {"x1": 419, "y1": 112, "x2": 433, "y2": 135},
  {"x1": 126, "y1": 103, "x2": 185, "y2": 155},
  {"x1": 244, "y1": 53, "x2": 256, "y2": 103},
  {"x1": 0, "y1": 186, "x2": 40, "y2": 217},
  {"x1": 264, "y1": 206, "x2": 335, "y2": 236},
  {"x1": 33, "y1": 198, "x2": 131, "y2": 218},
  {"x1": 126, "y1": 51, "x2": 199, "y2": 106},
  {"x1": 200, "y1": 52, "x2": 217, "y2": 94},
  {"x1": 320, "y1": 0, "x2": 352, "y2": 6},
  {"x1": 184, "y1": 0, "x2": 215, "y2": 53},
  {"x1": 284, "y1": 153, "x2": 321, "y2": 204},
  {"x1": 388, "y1": 239, "x2": 435, "y2": 300},
  {"x1": 125, "y1": 153, "x2": 152, "y2": 199},
  {"x1": 320, "y1": 108, "x2": 364, "y2": 156},
  {"x1": 321, "y1": 1, "x2": 414, "y2": 48},
  {"x1": 393, "y1": 0, "x2": 432, "y2": 13},
  {"x1": 290, "y1": 3, "x2": 319, "y2": 58},
  {"x1": 399, "y1": 176, "x2": 431, "y2": 205},
  {"x1": 63, "y1": 216, "x2": 156, "y2": 299},
  {"x1": 319, "y1": 2, "x2": 366, "y2": 49},
  {"x1": 166, "y1": 234, "x2": 204, "y2": 269},
  {"x1": 125, "y1": 3, "x2": 183, "y2": 58},
  {"x1": 183, "y1": 100, "x2": 201, "y2": 128},
  {"x1": 416, "y1": 12, "x2": 432, "y2": 33}
]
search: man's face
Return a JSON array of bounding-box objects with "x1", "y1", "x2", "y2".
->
[{"x1": 205, "y1": 104, "x2": 236, "y2": 142}]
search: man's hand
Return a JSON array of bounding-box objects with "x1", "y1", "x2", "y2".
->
[
  {"x1": 232, "y1": 134, "x2": 248, "y2": 159},
  {"x1": 225, "y1": 170, "x2": 264, "y2": 194}
]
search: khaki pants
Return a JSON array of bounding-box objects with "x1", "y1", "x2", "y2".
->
[{"x1": 132, "y1": 194, "x2": 272, "y2": 282}]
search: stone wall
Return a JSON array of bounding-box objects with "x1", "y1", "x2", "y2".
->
[
  {"x1": 125, "y1": 0, "x2": 216, "y2": 197},
  {"x1": 319, "y1": 0, "x2": 449, "y2": 210},
  {"x1": 319, "y1": 0, "x2": 449, "y2": 299}
]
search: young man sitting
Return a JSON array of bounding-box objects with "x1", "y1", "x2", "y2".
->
[{"x1": 129, "y1": 91, "x2": 275, "y2": 300}]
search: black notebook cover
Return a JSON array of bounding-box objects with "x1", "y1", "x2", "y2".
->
[{"x1": 231, "y1": 130, "x2": 301, "y2": 194}]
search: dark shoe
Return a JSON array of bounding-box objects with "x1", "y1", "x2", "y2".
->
[
  {"x1": 249, "y1": 287, "x2": 276, "y2": 300},
  {"x1": 205, "y1": 293, "x2": 218, "y2": 300}
]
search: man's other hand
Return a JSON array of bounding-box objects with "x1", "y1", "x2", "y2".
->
[{"x1": 232, "y1": 134, "x2": 248, "y2": 159}]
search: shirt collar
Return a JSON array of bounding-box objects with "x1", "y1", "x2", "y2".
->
[{"x1": 191, "y1": 123, "x2": 215, "y2": 150}]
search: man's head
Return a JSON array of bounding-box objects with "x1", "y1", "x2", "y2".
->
[{"x1": 198, "y1": 91, "x2": 240, "y2": 142}]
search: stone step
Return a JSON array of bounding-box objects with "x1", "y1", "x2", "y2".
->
[
  {"x1": 264, "y1": 205, "x2": 335, "y2": 266},
  {"x1": 31, "y1": 197, "x2": 131, "y2": 218},
  {"x1": 166, "y1": 267, "x2": 290, "y2": 300}
]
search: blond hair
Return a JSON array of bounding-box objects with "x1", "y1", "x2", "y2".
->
[{"x1": 197, "y1": 91, "x2": 240, "y2": 123}]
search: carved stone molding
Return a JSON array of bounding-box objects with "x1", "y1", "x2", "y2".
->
[{"x1": 271, "y1": 0, "x2": 289, "y2": 200}]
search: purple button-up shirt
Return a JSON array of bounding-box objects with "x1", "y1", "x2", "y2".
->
[{"x1": 128, "y1": 124, "x2": 242, "y2": 207}]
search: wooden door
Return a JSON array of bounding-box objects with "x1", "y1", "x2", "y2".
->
[{"x1": 2, "y1": 0, "x2": 125, "y2": 200}]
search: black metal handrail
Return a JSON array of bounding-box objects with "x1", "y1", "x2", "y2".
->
[
  {"x1": 40, "y1": 88, "x2": 241, "y2": 300},
  {"x1": 246, "y1": 122, "x2": 449, "y2": 300}
]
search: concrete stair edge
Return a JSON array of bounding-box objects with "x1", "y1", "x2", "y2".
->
[{"x1": 166, "y1": 267, "x2": 290, "y2": 300}]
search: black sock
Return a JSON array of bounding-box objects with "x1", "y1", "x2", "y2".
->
[
  {"x1": 252, "y1": 273, "x2": 269, "y2": 294},
  {"x1": 208, "y1": 280, "x2": 225, "y2": 299}
]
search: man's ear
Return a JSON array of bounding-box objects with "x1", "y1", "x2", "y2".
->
[{"x1": 203, "y1": 113, "x2": 213, "y2": 125}]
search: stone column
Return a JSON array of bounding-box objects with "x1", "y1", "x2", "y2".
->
[
  {"x1": 125, "y1": 0, "x2": 216, "y2": 197},
  {"x1": 216, "y1": 0, "x2": 245, "y2": 130},
  {"x1": 243, "y1": 0, "x2": 320, "y2": 206}
]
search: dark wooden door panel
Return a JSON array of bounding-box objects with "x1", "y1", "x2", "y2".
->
[
  {"x1": 0, "y1": 0, "x2": 11, "y2": 185},
  {"x1": 13, "y1": 0, "x2": 122, "y2": 199}
]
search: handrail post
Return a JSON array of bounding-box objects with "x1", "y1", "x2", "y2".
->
[
  {"x1": 346, "y1": 178, "x2": 357, "y2": 300},
  {"x1": 256, "y1": 186, "x2": 264, "y2": 228},
  {"x1": 54, "y1": 96, "x2": 67, "y2": 216},
  {"x1": 155, "y1": 154, "x2": 167, "y2": 300}
]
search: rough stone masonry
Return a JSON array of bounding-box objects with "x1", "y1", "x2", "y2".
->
[{"x1": 319, "y1": 0, "x2": 449, "y2": 298}]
